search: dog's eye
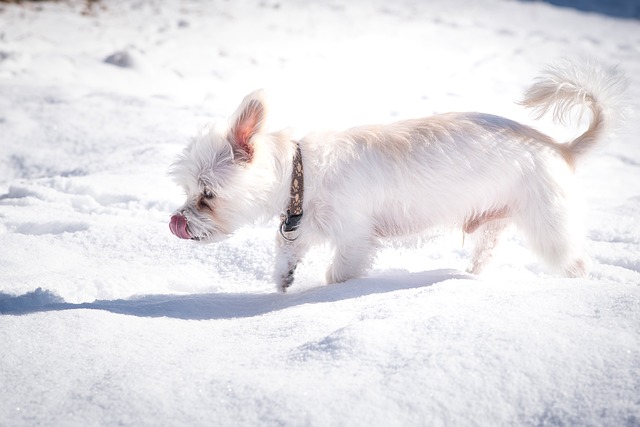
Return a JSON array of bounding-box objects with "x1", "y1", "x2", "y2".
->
[{"x1": 203, "y1": 189, "x2": 215, "y2": 200}]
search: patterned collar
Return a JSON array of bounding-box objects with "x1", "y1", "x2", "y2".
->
[{"x1": 279, "y1": 143, "x2": 304, "y2": 241}]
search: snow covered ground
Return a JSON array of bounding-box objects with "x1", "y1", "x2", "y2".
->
[{"x1": 1, "y1": 0, "x2": 639, "y2": 425}]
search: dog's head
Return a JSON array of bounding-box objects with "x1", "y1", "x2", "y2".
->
[{"x1": 169, "y1": 89, "x2": 283, "y2": 243}]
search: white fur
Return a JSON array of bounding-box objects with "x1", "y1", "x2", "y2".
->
[{"x1": 170, "y1": 60, "x2": 627, "y2": 292}]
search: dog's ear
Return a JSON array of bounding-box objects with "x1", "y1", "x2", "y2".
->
[{"x1": 228, "y1": 89, "x2": 267, "y2": 163}]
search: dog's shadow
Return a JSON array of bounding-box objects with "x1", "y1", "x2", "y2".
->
[{"x1": 0, "y1": 270, "x2": 469, "y2": 320}]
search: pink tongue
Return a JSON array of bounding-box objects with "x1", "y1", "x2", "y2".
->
[{"x1": 169, "y1": 215, "x2": 192, "y2": 240}]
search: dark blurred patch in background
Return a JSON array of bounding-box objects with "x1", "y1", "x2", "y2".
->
[{"x1": 520, "y1": 0, "x2": 640, "y2": 19}]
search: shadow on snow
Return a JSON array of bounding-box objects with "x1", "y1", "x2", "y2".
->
[{"x1": 0, "y1": 270, "x2": 469, "y2": 320}]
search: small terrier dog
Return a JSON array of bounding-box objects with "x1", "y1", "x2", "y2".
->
[{"x1": 170, "y1": 60, "x2": 626, "y2": 292}]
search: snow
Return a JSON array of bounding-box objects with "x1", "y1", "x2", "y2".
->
[{"x1": 0, "y1": 0, "x2": 639, "y2": 425}]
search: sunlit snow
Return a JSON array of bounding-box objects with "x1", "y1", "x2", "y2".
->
[{"x1": 1, "y1": 1, "x2": 639, "y2": 425}]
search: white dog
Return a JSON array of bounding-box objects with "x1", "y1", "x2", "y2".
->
[{"x1": 170, "y1": 60, "x2": 626, "y2": 292}]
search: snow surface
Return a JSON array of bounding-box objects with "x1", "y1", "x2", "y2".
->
[{"x1": 1, "y1": 0, "x2": 639, "y2": 425}]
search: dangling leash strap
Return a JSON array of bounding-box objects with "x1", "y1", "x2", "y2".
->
[{"x1": 280, "y1": 143, "x2": 304, "y2": 240}]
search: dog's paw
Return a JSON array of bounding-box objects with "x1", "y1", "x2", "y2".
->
[
  {"x1": 325, "y1": 265, "x2": 353, "y2": 285},
  {"x1": 275, "y1": 267, "x2": 296, "y2": 293},
  {"x1": 325, "y1": 267, "x2": 337, "y2": 285},
  {"x1": 563, "y1": 257, "x2": 590, "y2": 278},
  {"x1": 466, "y1": 260, "x2": 486, "y2": 275}
]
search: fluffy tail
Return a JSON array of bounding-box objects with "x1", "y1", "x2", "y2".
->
[{"x1": 520, "y1": 59, "x2": 628, "y2": 160}]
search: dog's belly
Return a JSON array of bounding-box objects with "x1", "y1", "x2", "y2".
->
[{"x1": 373, "y1": 204, "x2": 511, "y2": 239}]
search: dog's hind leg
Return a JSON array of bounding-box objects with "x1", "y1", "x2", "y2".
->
[
  {"x1": 523, "y1": 217, "x2": 589, "y2": 278},
  {"x1": 466, "y1": 219, "x2": 508, "y2": 275},
  {"x1": 516, "y1": 189, "x2": 589, "y2": 278}
]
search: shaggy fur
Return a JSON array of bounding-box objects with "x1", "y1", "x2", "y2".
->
[{"x1": 170, "y1": 60, "x2": 627, "y2": 292}]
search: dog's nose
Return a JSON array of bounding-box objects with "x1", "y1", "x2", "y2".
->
[{"x1": 169, "y1": 214, "x2": 192, "y2": 239}]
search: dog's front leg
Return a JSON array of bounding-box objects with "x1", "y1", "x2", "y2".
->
[
  {"x1": 326, "y1": 237, "x2": 377, "y2": 284},
  {"x1": 273, "y1": 236, "x2": 307, "y2": 292}
]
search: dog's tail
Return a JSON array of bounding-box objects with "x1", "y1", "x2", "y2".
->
[{"x1": 520, "y1": 59, "x2": 628, "y2": 160}]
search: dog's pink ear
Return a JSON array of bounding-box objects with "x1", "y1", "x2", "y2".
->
[{"x1": 229, "y1": 90, "x2": 267, "y2": 163}]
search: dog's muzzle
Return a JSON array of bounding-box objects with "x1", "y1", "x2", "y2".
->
[{"x1": 169, "y1": 214, "x2": 192, "y2": 240}]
